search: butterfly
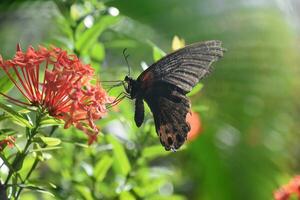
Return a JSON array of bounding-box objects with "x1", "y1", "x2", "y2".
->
[{"x1": 123, "y1": 40, "x2": 225, "y2": 151}]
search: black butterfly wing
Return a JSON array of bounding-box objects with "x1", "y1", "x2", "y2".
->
[
  {"x1": 134, "y1": 40, "x2": 225, "y2": 150},
  {"x1": 137, "y1": 40, "x2": 225, "y2": 93},
  {"x1": 143, "y1": 83, "x2": 191, "y2": 151}
]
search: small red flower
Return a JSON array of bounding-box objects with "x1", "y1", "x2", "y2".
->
[
  {"x1": 0, "y1": 136, "x2": 16, "y2": 151},
  {"x1": 186, "y1": 111, "x2": 203, "y2": 141},
  {"x1": 274, "y1": 189, "x2": 290, "y2": 200},
  {"x1": 0, "y1": 44, "x2": 112, "y2": 144},
  {"x1": 274, "y1": 176, "x2": 300, "y2": 200}
]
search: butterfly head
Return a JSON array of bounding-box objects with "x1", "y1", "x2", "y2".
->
[{"x1": 124, "y1": 75, "x2": 138, "y2": 99}]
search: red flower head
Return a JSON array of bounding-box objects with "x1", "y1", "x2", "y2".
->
[
  {"x1": 186, "y1": 111, "x2": 203, "y2": 141},
  {"x1": 274, "y1": 176, "x2": 300, "y2": 200},
  {"x1": 0, "y1": 44, "x2": 112, "y2": 144}
]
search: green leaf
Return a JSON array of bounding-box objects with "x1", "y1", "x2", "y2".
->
[
  {"x1": 147, "y1": 194, "x2": 186, "y2": 200},
  {"x1": 19, "y1": 184, "x2": 55, "y2": 197},
  {"x1": 74, "y1": 143, "x2": 89, "y2": 148},
  {"x1": 120, "y1": 191, "x2": 136, "y2": 200},
  {"x1": 40, "y1": 116, "x2": 63, "y2": 128},
  {"x1": 147, "y1": 40, "x2": 166, "y2": 61},
  {"x1": 12, "y1": 152, "x2": 25, "y2": 171},
  {"x1": 142, "y1": 145, "x2": 169, "y2": 159},
  {"x1": 33, "y1": 143, "x2": 44, "y2": 161},
  {"x1": 0, "y1": 102, "x2": 33, "y2": 128},
  {"x1": 150, "y1": 43, "x2": 167, "y2": 62},
  {"x1": 53, "y1": 0, "x2": 73, "y2": 25},
  {"x1": 107, "y1": 135, "x2": 131, "y2": 176},
  {"x1": 134, "y1": 177, "x2": 166, "y2": 197},
  {"x1": 0, "y1": 113, "x2": 10, "y2": 122},
  {"x1": 94, "y1": 154, "x2": 113, "y2": 182},
  {"x1": 0, "y1": 128, "x2": 17, "y2": 137},
  {"x1": 91, "y1": 42, "x2": 105, "y2": 61},
  {"x1": 153, "y1": 46, "x2": 166, "y2": 62},
  {"x1": 37, "y1": 136, "x2": 61, "y2": 146},
  {"x1": 0, "y1": 74, "x2": 15, "y2": 93},
  {"x1": 187, "y1": 83, "x2": 204, "y2": 97},
  {"x1": 70, "y1": 4, "x2": 81, "y2": 21},
  {"x1": 75, "y1": 185, "x2": 93, "y2": 200},
  {"x1": 31, "y1": 146, "x2": 62, "y2": 153},
  {"x1": 76, "y1": 15, "x2": 120, "y2": 53}
]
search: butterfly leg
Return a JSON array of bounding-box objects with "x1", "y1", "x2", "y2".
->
[
  {"x1": 107, "y1": 92, "x2": 130, "y2": 108},
  {"x1": 134, "y1": 98, "x2": 144, "y2": 127}
]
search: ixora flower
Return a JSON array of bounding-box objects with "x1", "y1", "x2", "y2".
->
[
  {"x1": 0, "y1": 44, "x2": 112, "y2": 144},
  {"x1": 186, "y1": 111, "x2": 203, "y2": 141},
  {"x1": 274, "y1": 176, "x2": 300, "y2": 200}
]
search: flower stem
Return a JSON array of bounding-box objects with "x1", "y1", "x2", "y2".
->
[
  {"x1": 14, "y1": 158, "x2": 39, "y2": 199},
  {"x1": 4, "y1": 109, "x2": 46, "y2": 199},
  {"x1": 14, "y1": 125, "x2": 57, "y2": 199},
  {"x1": 4, "y1": 129, "x2": 35, "y2": 185}
]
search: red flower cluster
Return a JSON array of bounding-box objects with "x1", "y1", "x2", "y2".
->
[
  {"x1": 0, "y1": 136, "x2": 15, "y2": 150},
  {"x1": 186, "y1": 111, "x2": 203, "y2": 141},
  {"x1": 274, "y1": 176, "x2": 300, "y2": 200},
  {"x1": 0, "y1": 45, "x2": 112, "y2": 144}
]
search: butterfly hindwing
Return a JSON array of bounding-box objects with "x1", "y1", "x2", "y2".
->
[{"x1": 144, "y1": 83, "x2": 191, "y2": 150}]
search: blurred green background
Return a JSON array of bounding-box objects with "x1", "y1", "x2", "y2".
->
[{"x1": 0, "y1": 0, "x2": 300, "y2": 200}]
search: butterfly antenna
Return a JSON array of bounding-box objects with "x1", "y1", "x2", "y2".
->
[
  {"x1": 123, "y1": 48, "x2": 131, "y2": 76},
  {"x1": 100, "y1": 80, "x2": 123, "y2": 83},
  {"x1": 99, "y1": 80, "x2": 123, "y2": 91}
]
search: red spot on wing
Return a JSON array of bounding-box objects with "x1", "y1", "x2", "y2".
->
[{"x1": 141, "y1": 71, "x2": 154, "y2": 89}]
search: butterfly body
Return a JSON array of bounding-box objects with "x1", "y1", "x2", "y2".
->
[{"x1": 124, "y1": 40, "x2": 225, "y2": 151}]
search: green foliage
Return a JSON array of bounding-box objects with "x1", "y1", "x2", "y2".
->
[
  {"x1": 0, "y1": 1, "x2": 189, "y2": 200},
  {"x1": 0, "y1": 75, "x2": 15, "y2": 94},
  {"x1": 90, "y1": 42, "x2": 105, "y2": 62},
  {"x1": 0, "y1": 0, "x2": 299, "y2": 200},
  {"x1": 76, "y1": 185, "x2": 94, "y2": 200},
  {"x1": 35, "y1": 136, "x2": 61, "y2": 147},
  {"x1": 75, "y1": 15, "x2": 120, "y2": 54},
  {"x1": 0, "y1": 102, "x2": 33, "y2": 128},
  {"x1": 148, "y1": 41, "x2": 167, "y2": 62},
  {"x1": 94, "y1": 155, "x2": 113, "y2": 182},
  {"x1": 142, "y1": 145, "x2": 169, "y2": 159},
  {"x1": 187, "y1": 83, "x2": 204, "y2": 97},
  {"x1": 39, "y1": 116, "x2": 63, "y2": 128},
  {"x1": 107, "y1": 135, "x2": 131, "y2": 176}
]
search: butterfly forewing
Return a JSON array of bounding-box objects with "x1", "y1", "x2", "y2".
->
[{"x1": 138, "y1": 40, "x2": 224, "y2": 93}]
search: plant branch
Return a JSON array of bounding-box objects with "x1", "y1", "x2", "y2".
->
[{"x1": 14, "y1": 124, "x2": 57, "y2": 199}]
